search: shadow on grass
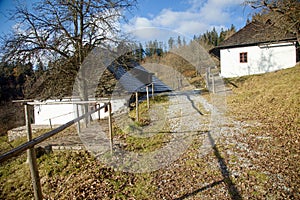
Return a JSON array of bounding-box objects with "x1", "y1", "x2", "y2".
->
[
  {"x1": 175, "y1": 131, "x2": 242, "y2": 200},
  {"x1": 208, "y1": 131, "x2": 242, "y2": 200},
  {"x1": 175, "y1": 93, "x2": 242, "y2": 200}
]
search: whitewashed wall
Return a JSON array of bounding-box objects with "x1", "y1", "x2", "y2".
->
[
  {"x1": 220, "y1": 42, "x2": 297, "y2": 78},
  {"x1": 34, "y1": 98, "x2": 128, "y2": 125}
]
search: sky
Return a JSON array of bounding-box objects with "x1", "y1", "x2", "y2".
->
[
  {"x1": 0, "y1": 0, "x2": 254, "y2": 43},
  {"x1": 125, "y1": 0, "x2": 253, "y2": 41}
]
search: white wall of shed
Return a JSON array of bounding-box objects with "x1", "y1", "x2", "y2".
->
[{"x1": 33, "y1": 98, "x2": 128, "y2": 125}]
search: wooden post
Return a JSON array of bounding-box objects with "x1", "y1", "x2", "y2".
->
[
  {"x1": 135, "y1": 92, "x2": 139, "y2": 122},
  {"x1": 108, "y1": 102, "x2": 113, "y2": 153},
  {"x1": 24, "y1": 104, "x2": 43, "y2": 200},
  {"x1": 212, "y1": 74, "x2": 215, "y2": 94},
  {"x1": 76, "y1": 104, "x2": 81, "y2": 133},
  {"x1": 146, "y1": 85, "x2": 150, "y2": 109},
  {"x1": 49, "y1": 119, "x2": 52, "y2": 130},
  {"x1": 84, "y1": 104, "x2": 88, "y2": 128},
  {"x1": 152, "y1": 83, "x2": 154, "y2": 100},
  {"x1": 206, "y1": 67, "x2": 210, "y2": 90},
  {"x1": 97, "y1": 103, "x2": 101, "y2": 120}
]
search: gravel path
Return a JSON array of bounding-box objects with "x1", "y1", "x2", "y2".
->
[
  {"x1": 41, "y1": 74, "x2": 241, "y2": 174},
  {"x1": 75, "y1": 72, "x2": 242, "y2": 174}
]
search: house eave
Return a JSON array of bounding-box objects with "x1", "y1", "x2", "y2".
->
[
  {"x1": 216, "y1": 38, "x2": 297, "y2": 50},
  {"x1": 209, "y1": 38, "x2": 297, "y2": 59}
]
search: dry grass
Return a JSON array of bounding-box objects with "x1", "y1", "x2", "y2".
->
[
  {"x1": 225, "y1": 64, "x2": 300, "y2": 198},
  {"x1": 1, "y1": 64, "x2": 299, "y2": 199}
]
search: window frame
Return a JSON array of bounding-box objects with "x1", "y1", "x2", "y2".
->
[{"x1": 239, "y1": 52, "x2": 248, "y2": 63}]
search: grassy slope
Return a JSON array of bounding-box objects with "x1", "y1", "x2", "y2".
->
[
  {"x1": 228, "y1": 64, "x2": 299, "y2": 157},
  {"x1": 226, "y1": 64, "x2": 300, "y2": 197},
  {"x1": 1, "y1": 65, "x2": 299, "y2": 199}
]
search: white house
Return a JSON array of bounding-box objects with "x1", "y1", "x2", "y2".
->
[{"x1": 212, "y1": 21, "x2": 299, "y2": 78}]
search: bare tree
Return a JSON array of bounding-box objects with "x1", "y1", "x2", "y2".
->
[
  {"x1": 245, "y1": 0, "x2": 300, "y2": 43},
  {"x1": 1, "y1": 0, "x2": 136, "y2": 124},
  {"x1": 2, "y1": 0, "x2": 136, "y2": 63},
  {"x1": 1, "y1": 0, "x2": 136, "y2": 103}
]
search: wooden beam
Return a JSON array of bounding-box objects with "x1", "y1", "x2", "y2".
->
[
  {"x1": 135, "y1": 92, "x2": 139, "y2": 122},
  {"x1": 152, "y1": 83, "x2": 154, "y2": 100},
  {"x1": 146, "y1": 86, "x2": 150, "y2": 109},
  {"x1": 108, "y1": 102, "x2": 113, "y2": 154}
]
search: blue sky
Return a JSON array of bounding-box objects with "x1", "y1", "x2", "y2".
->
[
  {"x1": 125, "y1": 0, "x2": 253, "y2": 42},
  {"x1": 0, "y1": 0, "x2": 13, "y2": 35},
  {"x1": 0, "y1": 0, "x2": 254, "y2": 42}
]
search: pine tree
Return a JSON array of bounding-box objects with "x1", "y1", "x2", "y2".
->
[
  {"x1": 168, "y1": 37, "x2": 175, "y2": 50},
  {"x1": 177, "y1": 36, "x2": 182, "y2": 47}
]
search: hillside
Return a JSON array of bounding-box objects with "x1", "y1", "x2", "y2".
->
[
  {"x1": 225, "y1": 63, "x2": 300, "y2": 197},
  {"x1": 0, "y1": 64, "x2": 299, "y2": 199}
]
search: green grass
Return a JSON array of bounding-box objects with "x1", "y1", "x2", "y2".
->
[
  {"x1": 115, "y1": 94, "x2": 171, "y2": 153},
  {"x1": 0, "y1": 95, "x2": 170, "y2": 199},
  {"x1": 123, "y1": 132, "x2": 170, "y2": 153},
  {"x1": 0, "y1": 128, "x2": 51, "y2": 154},
  {"x1": 0, "y1": 144, "x2": 155, "y2": 199},
  {"x1": 128, "y1": 94, "x2": 168, "y2": 125},
  {"x1": 113, "y1": 122, "x2": 171, "y2": 153}
]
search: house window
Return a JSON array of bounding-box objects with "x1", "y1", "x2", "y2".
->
[{"x1": 240, "y1": 52, "x2": 248, "y2": 63}]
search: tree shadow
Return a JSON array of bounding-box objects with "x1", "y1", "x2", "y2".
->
[
  {"x1": 208, "y1": 131, "x2": 242, "y2": 200},
  {"x1": 174, "y1": 180, "x2": 224, "y2": 200},
  {"x1": 175, "y1": 93, "x2": 242, "y2": 199},
  {"x1": 175, "y1": 131, "x2": 242, "y2": 200}
]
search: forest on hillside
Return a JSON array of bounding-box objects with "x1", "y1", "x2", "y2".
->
[
  {"x1": 0, "y1": 25, "x2": 236, "y2": 103},
  {"x1": 0, "y1": 25, "x2": 235, "y2": 135},
  {"x1": 1, "y1": 0, "x2": 298, "y2": 134}
]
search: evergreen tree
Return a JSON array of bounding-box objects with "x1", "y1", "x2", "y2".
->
[
  {"x1": 183, "y1": 37, "x2": 187, "y2": 46},
  {"x1": 177, "y1": 36, "x2": 182, "y2": 47},
  {"x1": 137, "y1": 43, "x2": 144, "y2": 61},
  {"x1": 168, "y1": 37, "x2": 175, "y2": 50}
]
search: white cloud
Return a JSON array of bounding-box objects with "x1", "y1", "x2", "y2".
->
[
  {"x1": 127, "y1": 28, "x2": 182, "y2": 42},
  {"x1": 134, "y1": 17, "x2": 154, "y2": 28},
  {"x1": 123, "y1": 0, "x2": 247, "y2": 41},
  {"x1": 198, "y1": 0, "x2": 245, "y2": 23}
]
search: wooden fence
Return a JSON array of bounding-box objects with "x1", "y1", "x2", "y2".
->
[
  {"x1": 0, "y1": 101, "x2": 112, "y2": 200},
  {"x1": 135, "y1": 82, "x2": 154, "y2": 122},
  {"x1": 205, "y1": 66, "x2": 219, "y2": 93}
]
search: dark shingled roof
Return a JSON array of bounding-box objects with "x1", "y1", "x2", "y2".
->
[
  {"x1": 217, "y1": 21, "x2": 297, "y2": 49},
  {"x1": 107, "y1": 64, "x2": 171, "y2": 93}
]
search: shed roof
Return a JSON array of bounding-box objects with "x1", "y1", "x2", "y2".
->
[{"x1": 107, "y1": 63, "x2": 171, "y2": 93}]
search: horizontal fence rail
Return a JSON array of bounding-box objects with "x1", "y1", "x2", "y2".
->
[{"x1": 0, "y1": 103, "x2": 108, "y2": 163}]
